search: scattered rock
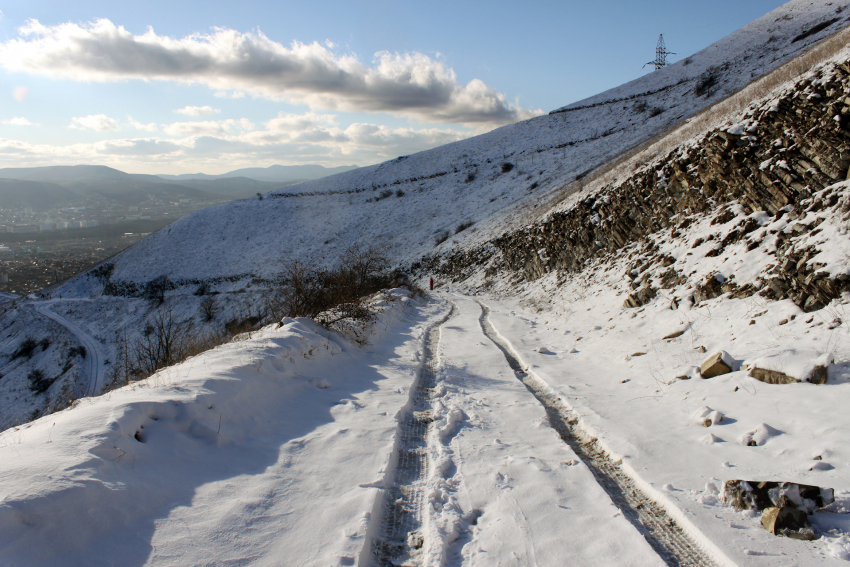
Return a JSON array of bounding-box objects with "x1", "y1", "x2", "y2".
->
[
  {"x1": 740, "y1": 423, "x2": 781, "y2": 446},
  {"x1": 700, "y1": 351, "x2": 733, "y2": 378},
  {"x1": 810, "y1": 364, "x2": 829, "y2": 385},
  {"x1": 662, "y1": 329, "x2": 686, "y2": 340},
  {"x1": 696, "y1": 345, "x2": 707, "y2": 353},
  {"x1": 631, "y1": 351, "x2": 647, "y2": 357},
  {"x1": 778, "y1": 318, "x2": 789, "y2": 326},
  {"x1": 692, "y1": 406, "x2": 724, "y2": 427},
  {"x1": 750, "y1": 367, "x2": 800, "y2": 385},
  {"x1": 761, "y1": 506, "x2": 815, "y2": 539},
  {"x1": 624, "y1": 285, "x2": 657, "y2": 308},
  {"x1": 722, "y1": 480, "x2": 834, "y2": 513},
  {"x1": 808, "y1": 354, "x2": 833, "y2": 384}
]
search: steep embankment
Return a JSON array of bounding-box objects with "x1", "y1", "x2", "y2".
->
[{"x1": 433, "y1": 53, "x2": 850, "y2": 318}]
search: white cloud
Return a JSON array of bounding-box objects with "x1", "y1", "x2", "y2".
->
[
  {"x1": 0, "y1": 111, "x2": 472, "y2": 170},
  {"x1": 0, "y1": 19, "x2": 542, "y2": 126},
  {"x1": 161, "y1": 118, "x2": 254, "y2": 137},
  {"x1": 68, "y1": 114, "x2": 119, "y2": 131},
  {"x1": 128, "y1": 116, "x2": 157, "y2": 131},
  {"x1": 2, "y1": 116, "x2": 35, "y2": 126},
  {"x1": 174, "y1": 105, "x2": 219, "y2": 116}
]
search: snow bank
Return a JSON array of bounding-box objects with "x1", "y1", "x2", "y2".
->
[{"x1": 0, "y1": 291, "x2": 436, "y2": 566}]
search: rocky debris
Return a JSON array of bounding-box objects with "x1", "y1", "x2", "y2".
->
[
  {"x1": 722, "y1": 480, "x2": 834, "y2": 513},
  {"x1": 750, "y1": 367, "x2": 800, "y2": 385},
  {"x1": 693, "y1": 274, "x2": 725, "y2": 304},
  {"x1": 761, "y1": 506, "x2": 816, "y2": 540},
  {"x1": 724, "y1": 479, "x2": 835, "y2": 540},
  {"x1": 662, "y1": 329, "x2": 686, "y2": 340},
  {"x1": 810, "y1": 363, "x2": 830, "y2": 384},
  {"x1": 623, "y1": 285, "x2": 656, "y2": 308},
  {"x1": 700, "y1": 351, "x2": 733, "y2": 378}
]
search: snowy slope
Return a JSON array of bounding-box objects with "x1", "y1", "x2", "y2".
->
[{"x1": 50, "y1": 0, "x2": 850, "y2": 293}]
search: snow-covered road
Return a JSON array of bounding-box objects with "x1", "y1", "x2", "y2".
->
[
  {"x1": 2, "y1": 291, "x2": 849, "y2": 566},
  {"x1": 371, "y1": 294, "x2": 674, "y2": 566},
  {"x1": 30, "y1": 299, "x2": 105, "y2": 396}
]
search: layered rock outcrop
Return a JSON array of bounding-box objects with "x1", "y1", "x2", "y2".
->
[{"x1": 425, "y1": 59, "x2": 850, "y2": 312}]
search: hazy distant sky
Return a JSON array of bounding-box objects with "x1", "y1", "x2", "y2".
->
[{"x1": 0, "y1": 0, "x2": 789, "y2": 174}]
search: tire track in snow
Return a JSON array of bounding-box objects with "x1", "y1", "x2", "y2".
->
[
  {"x1": 476, "y1": 300, "x2": 720, "y2": 567},
  {"x1": 369, "y1": 300, "x2": 458, "y2": 566}
]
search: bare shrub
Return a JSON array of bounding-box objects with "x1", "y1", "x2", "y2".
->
[
  {"x1": 131, "y1": 310, "x2": 195, "y2": 377},
  {"x1": 28, "y1": 369, "x2": 54, "y2": 394},
  {"x1": 395, "y1": 189, "x2": 405, "y2": 197},
  {"x1": 225, "y1": 313, "x2": 261, "y2": 336},
  {"x1": 105, "y1": 246, "x2": 397, "y2": 391},
  {"x1": 199, "y1": 295, "x2": 218, "y2": 322},
  {"x1": 273, "y1": 258, "x2": 329, "y2": 319},
  {"x1": 694, "y1": 66, "x2": 721, "y2": 97},
  {"x1": 12, "y1": 337, "x2": 38, "y2": 360},
  {"x1": 266, "y1": 245, "x2": 394, "y2": 339},
  {"x1": 501, "y1": 162, "x2": 514, "y2": 174},
  {"x1": 144, "y1": 275, "x2": 172, "y2": 306},
  {"x1": 341, "y1": 242, "x2": 390, "y2": 297},
  {"x1": 455, "y1": 220, "x2": 475, "y2": 234},
  {"x1": 792, "y1": 17, "x2": 840, "y2": 43},
  {"x1": 434, "y1": 230, "x2": 450, "y2": 246},
  {"x1": 104, "y1": 316, "x2": 230, "y2": 391}
]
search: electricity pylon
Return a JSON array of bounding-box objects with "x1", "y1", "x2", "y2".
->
[{"x1": 644, "y1": 34, "x2": 675, "y2": 71}]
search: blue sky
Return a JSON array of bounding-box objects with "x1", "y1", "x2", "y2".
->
[{"x1": 0, "y1": 0, "x2": 787, "y2": 174}]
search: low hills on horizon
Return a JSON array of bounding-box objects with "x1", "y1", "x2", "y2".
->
[{"x1": 0, "y1": 163, "x2": 360, "y2": 212}]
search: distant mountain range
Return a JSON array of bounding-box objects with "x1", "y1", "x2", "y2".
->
[
  {"x1": 157, "y1": 164, "x2": 359, "y2": 183},
  {"x1": 0, "y1": 164, "x2": 360, "y2": 212}
]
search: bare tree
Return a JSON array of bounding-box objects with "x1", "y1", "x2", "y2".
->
[
  {"x1": 199, "y1": 295, "x2": 218, "y2": 322},
  {"x1": 132, "y1": 309, "x2": 193, "y2": 376},
  {"x1": 341, "y1": 242, "x2": 389, "y2": 297}
]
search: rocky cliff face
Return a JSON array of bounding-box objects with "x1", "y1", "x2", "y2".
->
[{"x1": 424, "y1": 58, "x2": 850, "y2": 313}]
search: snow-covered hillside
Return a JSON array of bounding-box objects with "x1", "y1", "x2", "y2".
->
[
  {"x1": 5, "y1": 3, "x2": 850, "y2": 565},
  {"x1": 51, "y1": 0, "x2": 850, "y2": 292}
]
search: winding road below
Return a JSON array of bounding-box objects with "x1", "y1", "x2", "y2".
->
[{"x1": 30, "y1": 300, "x2": 105, "y2": 396}]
